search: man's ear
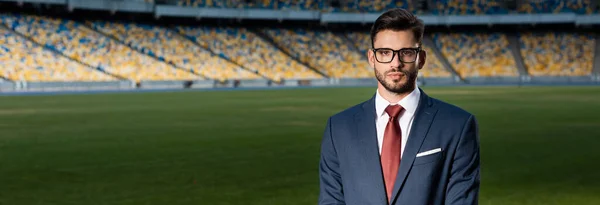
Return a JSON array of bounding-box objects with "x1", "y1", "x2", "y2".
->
[
  {"x1": 418, "y1": 49, "x2": 427, "y2": 70},
  {"x1": 367, "y1": 49, "x2": 375, "y2": 67}
]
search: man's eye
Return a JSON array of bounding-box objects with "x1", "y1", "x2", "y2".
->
[
  {"x1": 379, "y1": 51, "x2": 391, "y2": 55},
  {"x1": 401, "y1": 50, "x2": 415, "y2": 56}
]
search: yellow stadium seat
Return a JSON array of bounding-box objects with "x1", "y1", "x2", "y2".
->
[
  {"x1": 434, "y1": 33, "x2": 518, "y2": 77},
  {"x1": 520, "y1": 32, "x2": 594, "y2": 76}
]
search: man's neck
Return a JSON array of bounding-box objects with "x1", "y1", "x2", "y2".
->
[{"x1": 377, "y1": 85, "x2": 414, "y2": 104}]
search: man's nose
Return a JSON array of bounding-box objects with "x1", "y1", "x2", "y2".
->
[{"x1": 390, "y1": 53, "x2": 404, "y2": 68}]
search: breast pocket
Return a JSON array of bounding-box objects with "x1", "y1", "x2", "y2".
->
[{"x1": 413, "y1": 149, "x2": 443, "y2": 166}]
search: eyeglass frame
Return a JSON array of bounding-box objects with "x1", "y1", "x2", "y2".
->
[{"x1": 371, "y1": 47, "x2": 422, "y2": 64}]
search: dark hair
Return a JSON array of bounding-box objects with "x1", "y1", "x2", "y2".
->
[{"x1": 370, "y1": 8, "x2": 425, "y2": 48}]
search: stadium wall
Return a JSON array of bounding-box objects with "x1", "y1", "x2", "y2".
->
[{"x1": 1, "y1": 76, "x2": 599, "y2": 93}]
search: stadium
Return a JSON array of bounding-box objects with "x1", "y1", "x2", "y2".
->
[{"x1": 0, "y1": 0, "x2": 599, "y2": 205}]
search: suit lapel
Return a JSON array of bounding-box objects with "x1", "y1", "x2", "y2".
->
[
  {"x1": 353, "y1": 95, "x2": 388, "y2": 205},
  {"x1": 390, "y1": 89, "x2": 439, "y2": 204}
]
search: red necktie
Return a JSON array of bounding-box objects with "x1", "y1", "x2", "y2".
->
[{"x1": 381, "y1": 104, "x2": 404, "y2": 203}]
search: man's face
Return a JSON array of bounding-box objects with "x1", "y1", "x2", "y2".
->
[{"x1": 368, "y1": 30, "x2": 426, "y2": 94}]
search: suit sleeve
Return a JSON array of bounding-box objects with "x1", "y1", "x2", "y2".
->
[
  {"x1": 318, "y1": 117, "x2": 345, "y2": 205},
  {"x1": 446, "y1": 115, "x2": 481, "y2": 205}
]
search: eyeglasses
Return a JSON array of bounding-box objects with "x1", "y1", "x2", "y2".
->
[{"x1": 372, "y1": 47, "x2": 421, "y2": 63}]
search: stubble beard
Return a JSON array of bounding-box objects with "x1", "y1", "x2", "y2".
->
[{"x1": 374, "y1": 66, "x2": 418, "y2": 95}]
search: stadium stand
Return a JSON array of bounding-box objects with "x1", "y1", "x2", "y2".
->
[
  {"x1": 0, "y1": 25, "x2": 115, "y2": 82},
  {"x1": 432, "y1": 0, "x2": 508, "y2": 15},
  {"x1": 173, "y1": 0, "x2": 600, "y2": 14},
  {"x1": 433, "y1": 33, "x2": 519, "y2": 77},
  {"x1": 177, "y1": 0, "x2": 240, "y2": 8},
  {"x1": 518, "y1": 0, "x2": 599, "y2": 14},
  {"x1": 176, "y1": 0, "x2": 323, "y2": 10},
  {"x1": 326, "y1": 0, "x2": 409, "y2": 13},
  {"x1": 275, "y1": 0, "x2": 321, "y2": 10},
  {"x1": 263, "y1": 28, "x2": 372, "y2": 78},
  {"x1": 430, "y1": 0, "x2": 599, "y2": 15},
  {"x1": 87, "y1": 20, "x2": 260, "y2": 81},
  {"x1": 420, "y1": 46, "x2": 453, "y2": 78},
  {"x1": 519, "y1": 32, "x2": 595, "y2": 76},
  {"x1": 1, "y1": 14, "x2": 202, "y2": 82},
  {"x1": 0, "y1": 0, "x2": 597, "y2": 85},
  {"x1": 177, "y1": 26, "x2": 322, "y2": 81},
  {"x1": 345, "y1": 31, "x2": 452, "y2": 78}
]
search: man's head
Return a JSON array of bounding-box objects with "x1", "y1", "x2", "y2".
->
[{"x1": 368, "y1": 8, "x2": 426, "y2": 95}]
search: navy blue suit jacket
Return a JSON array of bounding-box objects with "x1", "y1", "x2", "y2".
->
[{"x1": 319, "y1": 88, "x2": 480, "y2": 205}]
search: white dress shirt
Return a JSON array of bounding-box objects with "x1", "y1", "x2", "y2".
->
[{"x1": 374, "y1": 86, "x2": 421, "y2": 157}]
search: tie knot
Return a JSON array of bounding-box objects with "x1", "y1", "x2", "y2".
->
[{"x1": 385, "y1": 104, "x2": 404, "y2": 119}]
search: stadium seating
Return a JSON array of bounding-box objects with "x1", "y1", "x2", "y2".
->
[
  {"x1": 518, "y1": 0, "x2": 563, "y2": 13},
  {"x1": 433, "y1": 33, "x2": 519, "y2": 77},
  {"x1": 1, "y1": 2, "x2": 597, "y2": 84},
  {"x1": 275, "y1": 0, "x2": 321, "y2": 10},
  {"x1": 176, "y1": 0, "x2": 322, "y2": 10},
  {"x1": 177, "y1": 0, "x2": 239, "y2": 8},
  {"x1": 87, "y1": 21, "x2": 260, "y2": 81},
  {"x1": 1, "y1": 14, "x2": 202, "y2": 82},
  {"x1": 0, "y1": 26, "x2": 115, "y2": 82},
  {"x1": 177, "y1": 26, "x2": 322, "y2": 80},
  {"x1": 420, "y1": 46, "x2": 453, "y2": 78},
  {"x1": 345, "y1": 31, "x2": 452, "y2": 78},
  {"x1": 172, "y1": 0, "x2": 600, "y2": 14},
  {"x1": 520, "y1": 32, "x2": 595, "y2": 76},
  {"x1": 432, "y1": 0, "x2": 508, "y2": 15},
  {"x1": 325, "y1": 0, "x2": 409, "y2": 13},
  {"x1": 431, "y1": 0, "x2": 599, "y2": 15},
  {"x1": 517, "y1": 0, "x2": 599, "y2": 14},
  {"x1": 173, "y1": 0, "x2": 600, "y2": 14},
  {"x1": 263, "y1": 28, "x2": 372, "y2": 78}
]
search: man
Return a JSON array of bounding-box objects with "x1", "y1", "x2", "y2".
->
[{"x1": 318, "y1": 8, "x2": 480, "y2": 205}]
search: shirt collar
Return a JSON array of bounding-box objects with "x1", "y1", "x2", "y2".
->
[{"x1": 375, "y1": 86, "x2": 421, "y2": 118}]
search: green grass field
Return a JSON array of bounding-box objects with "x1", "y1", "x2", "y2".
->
[{"x1": 1, "y1": 86, "x2": 599, "y2": 205}]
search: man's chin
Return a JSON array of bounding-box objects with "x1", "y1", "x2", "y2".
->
[
  {"x1": 383, "y1": 83, "x2": 405, "y2": 92},
  {"x1": 387, "y1": 79, "x2": 405, "y2": 86},
  {"x1": 382, "y1": 79, "x2": 415, "y2": 94}
]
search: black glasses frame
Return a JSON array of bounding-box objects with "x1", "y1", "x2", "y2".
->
[{"x1": 371, "y1": 47, "x2": 422, "y2": 63}]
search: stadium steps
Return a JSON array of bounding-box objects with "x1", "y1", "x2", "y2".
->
[
  {"x1": 249, "y1": 28, "x2": 330, "y2": 78},
  {"x1": 507, "y1": 34, "x2": 529, "y2": 76},
  {"x1": 82, "y1": 23, "x2": 210, "y2": 80},
  {"x1": 0, "y1": 23, "x2": 128, "y2": 81},
  {"x1": 594, "y1": 34, "x2": 600, "y2": 75},
  {"x1": 342, "y1": 33, "x2": 368, "y2": 61},
  {"x1": 423, "y1": 35, "x2": 464, "y2": 82},
  {"x1": 171, "y1": 27, "x2": 277, "y2": 82}
]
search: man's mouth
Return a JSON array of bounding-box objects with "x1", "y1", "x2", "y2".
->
[{"x1": 387, "y1": 72, "x2": 404, "y2": 78}]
